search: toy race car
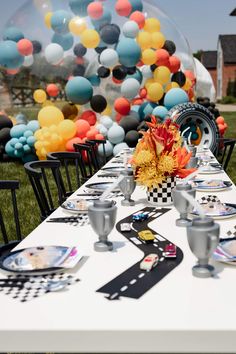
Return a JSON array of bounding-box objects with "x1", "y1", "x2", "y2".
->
[
  {"x1": 140, "y1": 253, "x2": 159, "y2": 271},
  {"x1": 138, "y1": 230, "x2": 155, "y2": 243},
  {"x1": 132, "y1": 212, "x2": 149, "y2": 222},
  {"x1": 164, "y1": 243, "x2": 177, "y2": 258}
]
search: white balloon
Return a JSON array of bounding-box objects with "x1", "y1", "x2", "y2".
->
[
  {"x1": 23, "y1": 55, "x2": 34, "y2": 67},
  {"x1": 141, "y1": 65, "x2": 153, "y2": 79},
  {"x1": 113, "y1": 142, "x2": 129, "y2": 156},
  {"x1": 100, "y1": 48, "x2": 119, "y2": 68},
  {"x1": 99, "y1": 126, "x2": 108, "y2": 137},
  {"x1": 121, "y1": 78, "x2": 140, "y2": 99},
  {"x1": 108, "y1": 125, "x2": 125, "y2": 144},
  {"x1": 98, "y1": 140, "x2": 113, "y2": 157},
  {"x1": 100, "y1": 116, "x2": 113, "y2": 129},
  {"x1": 122, "y1": 21, "x2": 139, "y2": 38},
  {"x1": 45, "y1": 43, "x2": 64, "y2": 65}
]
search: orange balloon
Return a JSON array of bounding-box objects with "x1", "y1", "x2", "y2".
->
[
  {"x1": 156, "y1": 49, "x2": 169, "y2": 66},
  {"x1": 86, "y1": 128, "x2": 99, "y2": 139},
  {"x1": 115, "y1": 0, "x2": 132, "y2": 16},
  {"x1": 17, "y1": 39, "x2": 33, "y2": 56},
  {"x1": 75, "y1": 119, "x2": 90, "y2": 138},
  {"x1": 218, "y1": 123, "x2": 225, "y2": 134},
  {"x1": 114, "y1": 97, "x2": 131, "y2": 115},
  {"x1": 169, "y1": 56, "x2": 181, "y2": 73},
  {"x1": 87, "y1": 2, "x2": 103, "y2": 19},
  {"x1": 216, "y1": 116, "x2": 225, "y2": 125},
  {"x1": 46, "y1": 84, "x2": 59, "y2": 97},
  {"x1": 66, "y1": 137, "x2": 82, "y2": 152},
  {"x1": 130, "y1": 11, "x2": 145, "y2": 29},
  {"x1": 95, "y1": 133, "x2": 105, "y2": 140}
]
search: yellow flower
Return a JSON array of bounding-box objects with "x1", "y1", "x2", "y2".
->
[
  {"x1": 134, "y1": 150, "x2": 153, "y2": 166},
  {"x1": 157, "y1": 154, "x2": 176, "y2": 175}
]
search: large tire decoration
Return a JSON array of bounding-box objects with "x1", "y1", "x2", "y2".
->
[{"x1": 169, "y1": 103, "x2": 220, "y2": 152}]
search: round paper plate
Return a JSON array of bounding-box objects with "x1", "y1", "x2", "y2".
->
[
  {"x1": 61, "y1": 198, "x2": 93, "y2": 214},
  {"x1": 85, "y1": 182, "x2": 121, "y2": 192},
  {"x1": 198, "y1": 167, "x2": 223, "y2": 175},
  {"x1": 193, "y1": 180, "x2": 232, "y2": 192}
]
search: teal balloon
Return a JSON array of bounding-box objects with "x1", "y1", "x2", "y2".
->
[
  {"x1": 127, "y1": 68, "x2": 143, "y2": 84},
  {"x1": 152, "y1": 106, "x2": 169, "y2": 120},
  {"x1": 129, "y1": 0, "x2": 143, "y2": 12},
  {"x1": 88, "y1": 75, "x2": 101, "y2": 87},
  {"x1": 24, "y1": 130, "x2": 33, "y2": 138},
  {"x1": 65, "y1": 77, "x2": 93, "y2": 105},
  {"x1": 10, "y1": 124, "x2": 27, "y2": 138},
  {"x1": 52, "y1": 33, "x2": 74, "y2": 51},
  {"x1": 16, "y1": 113, "x2": 27, "y2": 124},
  {"x1": 14, "y1": 150, "x2": 24, "y2": 158},
  {"x1": 3, "y1": 27, "x2": 24, "y2": 42},
  {"x1": 27, "y1": 120, "x2": 40, "y2": 132},
  {"x1": 91, "y1": 7, "x2": 112, "y2": 30},
  {"x1": 15, "y1": 142, "x2": 23, "y2": 150},
  {"x1": 27, "y1": 136, "x2": 36, "y2": 147},
  {"x1": 19, "y1": 136, "x2": 27, "y2": 144},
  {"x1": 138, "y1": 102, "x2": 157, "y2": 121},
  {"x1": 0, "y1": 40, "x2": 24, "y2": 69},
  {"x1": 164, "y1": 88, "x2": 189, "y2": 110},
  {"x1": 10, "y1": 138, "x2": 19, "y2": 146},
  {"x1": 51, "y1": 10, "x2": 72, "y2": 34},
  {"x1": 22, "y1": 153, "x2": 37, "y2": 163},
  {"x1": 69, "y1": 0, "x2": 93, "y2": 17},
  {"x1": 5, "y1": 141, "x2": 15, "y2": 157},
  {"x1": 116, "y1": 38, "x2": 141, "y2": 68},
  {"x1": 23, "y1": 144, "x2": 31, "y2": 153}
]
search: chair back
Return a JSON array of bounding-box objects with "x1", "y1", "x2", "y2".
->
[
  {"x1": 86, "y1": 139, "x2": 107, "y2": 168},
  {"x1": 73, "y1": 143, "x2": 96, "y2": 179},
  {"x1": 47, "y1": 151, "x2": 83, "y2": 197},
  {"x1": 24, "y1": 160, "x2": 63, "y2": 220},
  {"x1": 217, "y1": 138, "x2": 236, "y2": 172},
  {"x1": 0, "y1": 180, "x2": 21, "y2": 244}
]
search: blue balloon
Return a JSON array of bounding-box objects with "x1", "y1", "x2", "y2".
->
[
  {"x1": 116, "y1": 38, "x2": 141, "y2": 68},
  {"x1": 152, "y1": 106, "x2": 169, "y2": 120},
  {"x1": 22, "y1": 153, "x2": 37, "y2": 163},
  {"x1": 138, "y1": 102, "x2": 157, "y2": 121},
  {"x1": 23, "y1": 144, "x2": 31, "y2": 153},
  {"x1": 129, "y1": 0, "x2": 143, "y2": 13},
  {"x1": 65, "y1": 77, "x2": 93, "y2": 105},
  {"x1": 51, "y1": 10, "x2": 72, "y2": 34},
  {"x1": 24, "y1": 130, "x2": 33, "y2": 138},
  {"x1": 69, "y1": 0, "x2": 93, "y2": 17},
  {"x1": 15, "y1": 142, "x2": 23, "y2": 150},
  {"x1": 5, "y1": 140, "x2": 15, "y2": 157},
  {"x1": 10, "y1": 124, "x2": 27, "y2": 138},
  {"x1": 91, "y1": 7, "x2": 112, "y2": 30},
  {"x1": 0, "y1": 40, "x2": 24, "y2": 69},
  {"x1": 27, "y1": 136, "x2": 36, "y2": 147},
  {"x1": 19, "y1": 136, "x2": 27, "y2": 144},
  {"x1": 127, "y1": 68, "x2": 143, "y2": 84},
  {"x1": 108, "y1": 125, "x2": 125, "y2": 144},
  {"x1": 52, "y1": 33, "x2": 74, "y2": 51},
  {"x1": 98, "y1": 140, "x2": 113, "y2": 157},
  {"x1": 3, "y1": 27, "x2": 24, "y2": 42},
  {"x1": 164, "y1": 88, "x2": 189, "y2": 110},
  {"x1": 27, "y1": 120, "x2": 40, "y2": 132},
  {"x1": 87, "y1": 75, "x2": 101, "y2": 87},
  {"x1": 10, "y1": 138, "x2": 19, "y2": 146}
]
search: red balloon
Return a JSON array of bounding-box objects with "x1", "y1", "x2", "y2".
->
[
  {"x1": 188, "y1": 88, "x2": 194, "y2": 101},
  {"x1": 114, "y1": 97, "x2": 131, "y2": 115},
  {"x1": 132, "y1": 98, "x2": 144, "y2": 105},
  {"x1": 115, "y1": 0, "x2": 132, "y2": 16},
  {"x1": 81, "y1": 110, "x2": 97, "y2": 126},
  {"x1": 216, "y1": 116, "x2": 225, "y2": 125},
  {"x1": 185, "y1": 70, "x2": 196, "y2": 86},
  {"x1": 6, "y1": 68, "x2": 20, "y2": 75},
  {"x1": 139, "y1": 88, "x2": 147, "y2": 98},
  {"x1": 87, "y1": 2, "x2": 103, "y2": 19},
  {"x1": 66, "y1": 137, "x2": 82, "y2": 152},
  {"x1": 169, "y1": 56, "x2": 181, "y2": 73},
  {"x1": 17, "y1": 39, "x2": 33, "y2": 56},
  {"x1": 156, "y1": 49, "x2": 170, "y2": 66},
  {"x1": 112, "y1": 77, "x2": 123, "y2": 85},
  {"x1": 129, "y1": 11, "x2": 145, "y2": 29},
  {"x1": 75, "y1": 119, "x2": 90, "y2": 138},
  {"x1": 46, "y1": 84, "x2": 59, "y2": 97},
  {"x1": 115, "y1": 113, "x2": 123, "y2": 123},
  {"x1": 218, "y1": 123, "x2": 225, "y2": 134}
]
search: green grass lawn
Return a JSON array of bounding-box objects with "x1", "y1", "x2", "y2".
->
[{"x1": 0, "y1": 111, "x2": 235, "y2": 243}]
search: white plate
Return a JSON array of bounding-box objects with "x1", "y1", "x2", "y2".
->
[
  {"x1": 61, "y1": 198, "x2": 93, "y2": 213},
  {"x1": 198, "y1": 167, "x2": 223, "y2": 175},
  {"x1": 192, "y1": 203, "x2": 236, "y2": 219},
  {"x1": 193, "y1": 180, "x2": 232, "y2": 192}
]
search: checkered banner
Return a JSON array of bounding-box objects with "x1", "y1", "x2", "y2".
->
[{"x1": 147, "y1": 176, "x2": 176, "y2": 205}]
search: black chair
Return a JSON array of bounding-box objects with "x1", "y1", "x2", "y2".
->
[
  {"x1": 0, "y1": 180, "x2": 22, "y2": 255},
  {"x1": 216, "y1": 138, "x2": 236, "y2": 172},
  {"x1": 73, "y1": 143, "x2": 97, "y2": 179},
  {"x1": 86, "y1": 139, "x2": 107, "y2": 168},
  {"x1": 47, "y1": 151, "x2": 84, "y2": 197},
  {"x1": 24, "y1": 160, "x2": 64, "y2": 221}
]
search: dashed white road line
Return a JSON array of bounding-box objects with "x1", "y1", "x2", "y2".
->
[
  {"x1": 138, "y1": 273, "x2": 145, "y2": 279},
  {"x1": 129, "y1": 279, "x2": 137, "y2": 285},
  {"x1": 120, "y1": 285, "x2": 128, "y2": 292},
  {"x1": 110, "y1": 292, "x2": 119, "y2": 299}
]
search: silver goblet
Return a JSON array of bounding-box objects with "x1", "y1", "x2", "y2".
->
[
  {"x1": 88, "y1": 200, "x2": 117, "y2": 252},
  {"x1": 186, "y1": 217, "x2": 220, "y2": 278},
  {"x1": 119, "y1": 168, "x2": 136, "y2": 206},
  {"x1": 172, "y1": 183, "x2": 196, "y2": 227}
]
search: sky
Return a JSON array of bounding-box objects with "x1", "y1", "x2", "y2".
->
[{"x1": 0, "y1": 0, "x2": 235, "y2": 53}]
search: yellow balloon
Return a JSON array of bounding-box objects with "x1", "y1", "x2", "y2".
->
[
  {"x1": 69, "y1": 17, "x2": 87, "y2": 35},
  {"x1": 38, "y1": 106, "x2": 64, "y2": 127},
  {"x1": 147, "y1": 83, "x2": 164, "y2": 102},
  {"x1": 81, "y1": 29, "x2": 100, "y2": 48},
  {"x1": 136, "y1": 31, "x2": 152, "y2": 50},
  {"x1": 165, "y1": 82, "x2": 180, "y2": 92},
  {"x1": 143, "y1": 18, "x2": 161, "y2": 33},
  {"x1": 33, "y1": 89, "x2": 47, "y2": 104},
  {"x1": 44, "y1": 12, "x2": 52, "y2": 29},
  {"x1": 145, "y1": 78, "x2": 155, "y2": 89},
  {"x1": 154, "y1": 66, "x2": 171, "y2": 85},
  {"x1": 58, "y1": 120, "x2": 76, "y2": 140},
  {"x1": 151, "y1": 32, "x2": 165, "y2": 49},
  {"x1": 101, "y1": 105, "x2": 112, "y2": 116},
  {"x1": 142, "y1": 49, "x2": 157, "y2": 65},
  {"x1": 182, "y1": 78, "x2": 192, "y2": 91}
]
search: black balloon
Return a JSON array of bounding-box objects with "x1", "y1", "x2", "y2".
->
[
  {"x1": 112, "y1": 65, "x2": 127, "y2": 80},
  {"x1": 171, "y1": 71, "x2": 186, "y2": 87},
  {"x1": 73, "y1": 43, "x2": 87, "y2": 57},
  {"x1": 126, "y1": 66, "x2": 136, "y2": 74},
  {"x1": 73, "y1": 64, "x2": 85, "y2": 77},
  {"x1": 62, "y1": 103, "x2": 78, "y2": 119},
  {"x1": 32, "y1": 40, "x2": 42, "y2": 54},
  {"x1": 100, "y1": 24, "x2": 120, "y2": 45},
  {"x1": 150, "y1": 64, "x2": 157, "y2": 72},
  {"x1": 0, "y1": 115, "x2": 13, "y2": 129},
  {"x1": 119, "y1": 116, "x2": 139, "y2": 133},
  {"x1": 163, "y1": 40, "x2": 176, "y2": 55},
  {"x1": 97, "y1": 66, "x2": 110, "y2": 78},
  {"x1": 0, "y1": 127, "x2": 11, "y2": 144},
  {"x1": 90, "y1": 95, "x2": 107, "y2": 113},
  {"x1": 95, "y1": 46, "x2": 107, "y2": 54},
  {"x1": 125, "y1": 130, "x2": 139, "y2": 148}
]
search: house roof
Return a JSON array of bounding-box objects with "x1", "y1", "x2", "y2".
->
[
  {"x1": 201, "y1": 51, "x2": 217, "y2": 69},
  {"x1": 230, "y1": 8, "x2": 236, "y2": 16},
  {"x1": 219, "y1": 35, "x2": 236, "y2": 64}
]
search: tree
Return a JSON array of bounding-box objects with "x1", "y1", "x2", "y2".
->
[{"x1": 193, "y1": 50, "x2": 203, "y2": 61}]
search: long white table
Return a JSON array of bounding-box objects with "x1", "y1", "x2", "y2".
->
[{"x1": 1, "y1": 150, "x2": 236, "y2": 353}]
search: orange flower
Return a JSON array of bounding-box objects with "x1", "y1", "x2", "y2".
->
[{"x1": 174, "y1": 147, "x2": 196, "y2": 178}]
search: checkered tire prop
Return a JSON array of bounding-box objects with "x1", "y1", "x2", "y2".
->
[{"x1": 147, "y1": 177, "x2": 176, "y2": 205}]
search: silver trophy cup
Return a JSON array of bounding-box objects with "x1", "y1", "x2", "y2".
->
[
  {"x1": 172, "y1": 183, "x2": 196, "y2": 227},
  {"x1": 186, "y1": 217, "x2": 220, "y2": 278},
  {"x1": 119, "y1": 168, "x2": 136, "y2": 206},
  {"x1": 88, "y1": 200, "x2": 117, "y2": 252},
  {"x1": 188, "y1": 144, "x2": 197, "y2": 157},
  {"x1": 186, "y1": 156, "x2": 199, "y2": 169}
]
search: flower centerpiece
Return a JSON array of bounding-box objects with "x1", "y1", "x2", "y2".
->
[{"x1": 131, "y1": 116, "x2": 195, "y2": 205}]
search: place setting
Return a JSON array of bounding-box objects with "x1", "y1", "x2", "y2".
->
[{"x1": 191, "y1": 195, "x2": 236, "y2": 220}]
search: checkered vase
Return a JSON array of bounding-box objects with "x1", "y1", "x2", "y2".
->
[{"x1": 147, "y1": 176, "x2": 177, "y2": 206}]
